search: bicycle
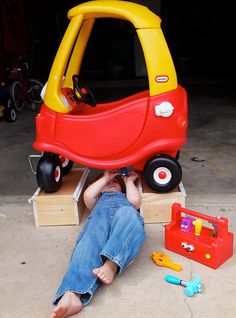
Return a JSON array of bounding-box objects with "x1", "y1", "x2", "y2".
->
[{"x1": 8, "y1": 56, "x2": 44, "y2": 111}]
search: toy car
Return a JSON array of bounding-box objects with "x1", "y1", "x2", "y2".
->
[{"x1": 32, "y1": 1, "x2": 188, "y2": 193}]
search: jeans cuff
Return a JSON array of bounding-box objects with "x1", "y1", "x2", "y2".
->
[
  {"x1": 100, "y1": 251, "x2": 123, "y2": 274},
  {"x1": 53, "y1": 289, "x2": 93, "y2": 306}
]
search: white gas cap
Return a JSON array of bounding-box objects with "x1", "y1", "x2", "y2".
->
[{"x1": 155, "y1": 101, "x2": 174, "y2": 117}]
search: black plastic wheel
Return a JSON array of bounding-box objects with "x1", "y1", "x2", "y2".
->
[
  {"x1": 144, "y1": 155, "x2": 182, "y2": 193},
  {"x1": 36, "y1": 153, "x2": 63, "y2": 192},
  {"x1": 4, "y1": 99, "x2": 17, "y2": 122},
  {"x1": 59, "y1": 156, "x2": 74, "y2": 175}
]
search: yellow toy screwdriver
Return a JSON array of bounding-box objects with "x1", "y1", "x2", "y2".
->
[{"x1": 192, "y1": 219, "x2": 202, "y2": 240}]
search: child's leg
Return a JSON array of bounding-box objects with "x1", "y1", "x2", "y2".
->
[
  {"x1": 100, "y1": 206, "x2": 146, "y2": 274},
  {"x1": 53, "y1": 206, "x2": 111, "y2": 306}
]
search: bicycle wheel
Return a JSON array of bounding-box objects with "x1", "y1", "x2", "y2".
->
[
  {"x1": 27, "y1": 79, "x2": 44, "y2": 104},
  {"x1": 10, "y1": 81, "x2": 24, "y2": 111}
]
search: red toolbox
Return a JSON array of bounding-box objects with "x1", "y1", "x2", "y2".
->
[{"x1": 165, "y1": 203, "x2": 234, "y2": 269}]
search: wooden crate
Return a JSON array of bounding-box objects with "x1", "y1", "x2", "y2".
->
[
  {"x1": 29, "y1": 168, "x2": 90, "y2": 226},
  {"x1": 138, "y1": 178, "x2": 186, "y2": 224}
]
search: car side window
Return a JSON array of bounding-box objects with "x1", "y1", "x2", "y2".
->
[{"x1": 79, "y1": 18, "x2": 148, "y2": 102}]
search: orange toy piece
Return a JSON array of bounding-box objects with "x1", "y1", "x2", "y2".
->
[{"x1": 151, "y1": 251, "x2": 183, "y2": 271}]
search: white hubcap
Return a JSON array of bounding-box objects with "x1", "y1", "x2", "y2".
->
[
  {"x1": 153, "y1": 167, "x2": 172, "y2": 184},
  {"x1": 59, "y1": 156, "x2": 69, "y2": 168},
  {"x1": 54, "y1": 166, "x2": 61, "y2": 182}
]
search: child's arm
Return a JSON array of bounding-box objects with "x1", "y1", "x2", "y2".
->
[
  {"x1": 84, "y1": 170, "x2": 119, "y2": 211},
  {"x1": 123, "y1": 171, "x2": 142, "y2": 210}
]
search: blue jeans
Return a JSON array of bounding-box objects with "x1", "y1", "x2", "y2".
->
[{"x1": 53, "y1": 191, "x2": 146, "y2": 306}]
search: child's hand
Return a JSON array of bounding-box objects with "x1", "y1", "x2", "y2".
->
[
  {"x1": 103, "y1": 170, "x2": 120, "y2": 182},
  {"x1": 123, "y1": 171, "x2": 138, "y2": 183}
]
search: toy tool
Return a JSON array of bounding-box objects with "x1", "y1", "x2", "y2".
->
[
  {"x1": 120, "y1": 167, "x2": 129, "y2": 176},
  {"x1": 165, "y1": 274, "x2": 202, "y2": 297},
  {"x1": 181, "y1": 216, "x2": 195, "y2": 232},
  {"x1": 165, "y1": 203, "x2": 234, "y2": 269},
  {"x1": 151, "y1": 251, "x2": 183, "y2": 271},
  {"x1": 192, "y1": 219, "x2": 203, "y2": 240}
]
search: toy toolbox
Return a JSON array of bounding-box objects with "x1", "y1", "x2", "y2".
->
[{"x1": 165, "y1": 203, "x2": 234, "y2": 269}]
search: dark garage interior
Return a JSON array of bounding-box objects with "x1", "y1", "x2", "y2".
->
[{"x1": 1, "y1": 0, "x2": 235, "y2": 82}]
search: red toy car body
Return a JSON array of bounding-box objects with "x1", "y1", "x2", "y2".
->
[
  {"x1": 35, "y1": 86, "x2": 187, "y2": 170},
  {"x1": 33, "y1": 1, "x2": 188, "y2": 193}
]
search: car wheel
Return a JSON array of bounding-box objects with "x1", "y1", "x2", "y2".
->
[
  {"x1": 175, "y1": 150, "x2": 180, "y2": 160},
  {"x1": 36, "y1": 153, "x2": 62, "y2": 192},
  {"x1": 5, "y1": 99, "x2": 17, "y2": 122},
  {"x1": 59, "y1": 156, "x2": 74, "y2": 175},
  {"x1": 144, "y1": 155, "x2": 182, "y2": 193}
]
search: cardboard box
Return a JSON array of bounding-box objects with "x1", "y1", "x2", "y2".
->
[
  {"x1": 29, "y1": 168, "x2": 90, "y2": 226},
  {"x1": 138, "y1": 178, "x2": 186, "y2": 224}
]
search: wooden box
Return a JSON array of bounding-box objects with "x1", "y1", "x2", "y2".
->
[
  {"x1": 29, "y1": 168, "x2": 90, "y2": 226},
  {"x1": 138, "y1": 179, "x2": 186, "y2": 224}
]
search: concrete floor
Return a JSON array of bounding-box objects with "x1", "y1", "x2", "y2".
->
[{"x1": 1, "y1": 80, "x2": 236, "y2": 317}]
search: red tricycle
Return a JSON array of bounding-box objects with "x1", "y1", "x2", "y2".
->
[{"x1": 32, "y1": 1, "x2": 188, "y2": 193}]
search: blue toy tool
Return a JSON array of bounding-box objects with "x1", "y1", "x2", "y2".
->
[
  {"x1": 165, "y1": 274, "x2": 202, "y2": 297},
  {"x1": 120, "y1": 167, "x2": 129, "y2": 176}
]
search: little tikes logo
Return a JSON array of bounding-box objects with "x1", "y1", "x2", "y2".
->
[{"x1": 155, "y1": 75, "x2": 169, "y2": 83}]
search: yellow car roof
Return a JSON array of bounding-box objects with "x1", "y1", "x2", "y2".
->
[
  {"x1": 44, "y1": 1, "x2": 177, "y2": 113},
  {"x1": 68, "y1": 0, "x2": 161, "y2": 29}
]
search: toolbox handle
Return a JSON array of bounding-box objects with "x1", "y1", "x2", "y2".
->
[{"x1": 171, "y1": 203, "x2": 230, "y2": 238}]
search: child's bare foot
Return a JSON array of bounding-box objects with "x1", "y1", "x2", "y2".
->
[
  {"x1": 92, "y1": 259, "x2": 118, "y2": 285},
  {"x1": 51, "y1": 291, "x2": 82, "y2": 318}
]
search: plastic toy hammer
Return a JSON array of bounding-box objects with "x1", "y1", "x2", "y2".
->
[{"x1": 165, "y1": 274, "x2": 202, "y2": 297}]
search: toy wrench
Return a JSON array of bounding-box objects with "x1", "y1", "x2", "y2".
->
[{"x1": 151, "y1": 251, "x2": 183, "y2": 271}]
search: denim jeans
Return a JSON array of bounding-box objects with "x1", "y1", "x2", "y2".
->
[{"x1": 53, "y1": 191, "x2": 146, "y2": 306}]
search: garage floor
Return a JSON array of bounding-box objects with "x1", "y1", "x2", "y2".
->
[{"x1": 1, "y1": 79, "x2": 236, "y2": 317}]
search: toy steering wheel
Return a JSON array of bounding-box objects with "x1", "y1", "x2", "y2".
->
[{"x1": 72, "y1": 74, "x2": 96, "y2": 107}]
